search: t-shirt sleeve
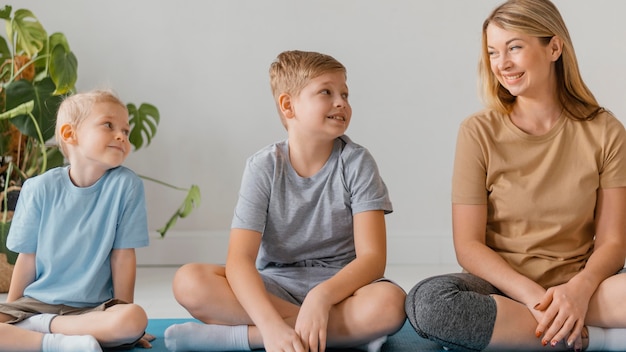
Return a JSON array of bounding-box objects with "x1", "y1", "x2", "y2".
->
[
  {"x1": 231, "y1": 156, "x2": 271, "y2": 232},
  {"x1": 113, "y1": 175, "x2": 149, "y2": 249},
  {"x1": 6, "y1": 179, "x2": 40, "y2": 253},
  {"x1": 344, "y1": 147, "x2": 393, "y2": 215},
  {"x1": 599, "y1": 114, "x2": 626, "y2": 189},
  {"x1": 451, "y1": 118, "x2": 489, "y2": 205}
]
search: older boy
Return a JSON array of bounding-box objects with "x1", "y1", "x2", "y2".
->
[{"x1": 165, "y1": 50, "x2": 406, "y2": 352}]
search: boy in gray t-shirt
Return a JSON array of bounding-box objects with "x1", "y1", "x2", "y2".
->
[{"x1": 166, "y1": 50, "x2": 407, "y2": 352}]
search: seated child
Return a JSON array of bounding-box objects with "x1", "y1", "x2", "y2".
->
[
  {"x1": 0, "y1": 90, "x2": 151, "y2": 352},
  {"x1": 165, "y1": 50, "x2": 407, "y2": 352}
]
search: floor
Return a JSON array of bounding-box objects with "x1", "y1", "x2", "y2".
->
[{"x1": 1, "y1": 264, "x2": 461, "y2": 319}]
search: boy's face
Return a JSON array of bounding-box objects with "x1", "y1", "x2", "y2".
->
[
  {"x1": 288, "y1": 71, "x2": 351, "y2": 139},
  {"x1": 72, "y1": 101, "x2": 131, "y2": 170}
]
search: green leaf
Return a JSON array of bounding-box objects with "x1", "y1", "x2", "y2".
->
[
  {"x1": 157, "y1": 184, "x2": 201, "y2": 237},
  {"x1": 48, "y1": 32, "x2": 70, "y2": 52},
  {"x1": 8, "y1": 9, "x2": 47, "y2": 57},
  {"x1": 49, "y1": 44, "x2": 77, "y2": 95},
  {"x1": 0, "y1": 100, "x2": 34, "y2": 120},
  {"x1": 128, "y1": 102, "x2": 160, "y2": 151},
  {"x1": 0, "y1": 5, "x2": 12, "y2": 20},
  {"x1": 5, "y1": 77, "x2": 63, "y2": 142},
  {"x1": 0, "y1": 36, "x2": 10, "y2": 67}
]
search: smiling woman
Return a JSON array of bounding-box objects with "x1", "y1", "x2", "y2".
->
[{"x1": 405, "y1": 0, "x2": 626, "y2": 351}]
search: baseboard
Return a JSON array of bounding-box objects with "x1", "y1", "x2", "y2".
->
[{"x1": 136, "y1": 230, "x2": 458, "y2": 266}]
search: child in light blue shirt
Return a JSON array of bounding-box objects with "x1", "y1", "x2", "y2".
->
[{"x1": 0, "y1": 90, "x2": 150, "y2": 352}]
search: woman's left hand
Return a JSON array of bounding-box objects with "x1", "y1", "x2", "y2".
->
[{"x1": 533, "y1": 280, "x2": 593, "y2": 350}]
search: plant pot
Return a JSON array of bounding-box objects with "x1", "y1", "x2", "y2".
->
[
  {"x1": 0, "y1": 252, "x2": 13, "y2": 293},
  {"x1": 0, "y1": 187, "x2": 19, "y2": 293},
  {"x1": 0, "y1": 187, "x2": 20, "y2": 213},
  {"x1": 0, "y1": 216, "x2": 14, "y2": 292}
]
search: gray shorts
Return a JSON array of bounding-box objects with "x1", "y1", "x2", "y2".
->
[
  {"x1": 260, "y1": 264, "x2": 398, "y2": 305},
  {"x1": 0, "y1": 297, "x2": 124, "y2": 324}
]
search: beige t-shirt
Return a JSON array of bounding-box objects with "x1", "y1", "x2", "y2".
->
[{"x1": 452, "y1": 109, "x2": 626, "y2": 288}]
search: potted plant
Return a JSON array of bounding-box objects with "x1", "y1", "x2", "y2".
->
[{"x1": 0, "y1": 5, "x2": 200, "y2": 291}]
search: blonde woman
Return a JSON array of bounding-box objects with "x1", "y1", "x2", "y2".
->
[{"x1": 405, "y1": 0, "x2": 626, "y2": 351}]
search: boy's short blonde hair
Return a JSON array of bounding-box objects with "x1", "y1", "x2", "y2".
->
[
  {"x1": 269, "y1": 50, "x2": 346, "y2": 127},
  {"x1": 55, "y1": 89, "x2": 127, "y2": 156}
]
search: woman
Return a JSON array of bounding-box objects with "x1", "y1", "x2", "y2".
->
[{"x1": 405, "y1": 0, "x2": 626, "y2": 351}]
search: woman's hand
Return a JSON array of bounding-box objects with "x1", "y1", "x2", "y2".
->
[{"x1": 533, "y1": 280, "x2": 593, "y2": 350}]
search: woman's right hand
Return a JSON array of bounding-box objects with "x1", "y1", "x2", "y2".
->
[{"x1": 531, "y1": 281, "x2": 590, "y2": 351}]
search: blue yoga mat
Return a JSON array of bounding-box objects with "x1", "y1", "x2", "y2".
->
[{"x1": 127, "y1": 319, "x2": 445, "y2": 352}]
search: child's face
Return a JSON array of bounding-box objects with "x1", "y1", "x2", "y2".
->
[
  {"x1": 289, "y1": 71, "x2": 351, "y2": 139},
  {"x1": 73, "y1": 101, "x2": 131, "y2": 170}
]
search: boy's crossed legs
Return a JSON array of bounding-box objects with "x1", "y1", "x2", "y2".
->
[{"x1": 165, "y1": 263, "x2": 406, "y2": 352}]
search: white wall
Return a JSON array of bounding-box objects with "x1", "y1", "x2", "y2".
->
[{"x1": 7, "y1": 1, "x2": 626, "y2": 265}]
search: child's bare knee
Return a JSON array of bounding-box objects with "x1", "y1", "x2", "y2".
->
[
  {"x1": 359, "y1": 283, "x2": 407, "y2": 334},
  {"x1": 115, "y1": 304, "x2": 148, "y2": 338},
  {"x1": 172, "y1": 264, "x2": 200, "y2": 302}
]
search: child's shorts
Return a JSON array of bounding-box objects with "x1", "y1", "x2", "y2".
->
[
  {"x1": 0, "y1": 297, "x2": 125, "y2": 324},
  {"x1": 259, "y1": 264, "x2": 401, "y2": 305}
]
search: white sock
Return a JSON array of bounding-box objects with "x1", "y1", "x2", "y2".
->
[
  {"x1": 41, "y1": 333, "x2": 102, "y2": 352},
  {"x1": 587, "y1": 326, "x2": 626, "y2": 351},
  {"x1": 164, "y1": 322, "x2": 250, "y2": 352},
  {"x1": 358, "y1": 335, "x2": 387, "y2": 352},
  {"x1": 14, "y1": 313, "x2": 57, "y2": 333}
]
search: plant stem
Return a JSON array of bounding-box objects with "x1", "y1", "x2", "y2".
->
[
  {"x1": 138, "y1": 175, "x2": 189, "y2": 191},
  {"x1": 1, "y1": 163, "x2": 12, "y2": 223}
]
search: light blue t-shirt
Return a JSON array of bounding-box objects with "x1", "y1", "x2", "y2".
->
[
  {"x1": 231, "y1": 135, "x2": 392, "y2": 270},
  {"x1": 7, "y1": 166, "x2": 149, "y2": 307}
]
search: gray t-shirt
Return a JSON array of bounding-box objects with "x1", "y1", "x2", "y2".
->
[{"x1": 231, "y1": 135, "x2": 392, "y2": 270}]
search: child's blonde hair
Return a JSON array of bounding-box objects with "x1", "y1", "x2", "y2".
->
[
  {"x1": 55, "y1": 89, "x2": 127, "y2": 156},
  {"x1": 269, "y1": 50, "x2": 346, "y2": 128}
]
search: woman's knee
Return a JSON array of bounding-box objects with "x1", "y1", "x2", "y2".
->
[
  {"x1": 404, "y1": 274, "x2": 497, "y2": 351},
  {"x1": 405, "y1": 275, "x2": 455, "y2": 336},
  {"x1": 405, "y1": 274, "x2": 488, "y2": 333}
]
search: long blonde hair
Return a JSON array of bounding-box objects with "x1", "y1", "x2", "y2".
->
[{"x1": 479, "y1": 0, "x2": 602, "y2": 120}]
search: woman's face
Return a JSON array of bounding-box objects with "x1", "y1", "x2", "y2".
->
[{"x1": 486, "y1": 23, "x2": 560, "y2": 100}]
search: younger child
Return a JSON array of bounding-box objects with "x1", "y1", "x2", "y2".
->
[
  {"x1": 165, "y1": 50, "x2": 406, "y2": 352},
  {"x1": 0, "y1": 90, "x2": 151, "y2": 352}
]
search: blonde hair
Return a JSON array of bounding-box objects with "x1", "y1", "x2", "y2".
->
[
  {"x1": 269, "y1": 50, "x2": 346, "y2": 128},
  {"x1": 55, "y1": 89, "x2": 127, "y2": 156},
  {"x1": 479, "y1": 0, "x2": 602, "y2": 120}
]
